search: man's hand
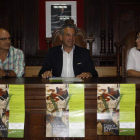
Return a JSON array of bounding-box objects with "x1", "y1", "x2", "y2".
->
[
  {"x1": 127, "y1": 69, "x2": 140, "y2": 77},
  {"x1": 76, "y1": 72, "x2": 92, "y2": 79},
  {"x1": 0, "y1": 69, "x2": 17, "y2": 78},
  {"x1": 41, "y1": 71, "x2": 53, "y2": 78}
]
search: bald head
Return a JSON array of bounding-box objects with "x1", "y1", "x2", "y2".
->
[
  {"x1": 0, "y1": 28, "x2": 10, "y2": 38},
  {"x1": 0, "y1": 28, "x2": 11, "y2": 51}
]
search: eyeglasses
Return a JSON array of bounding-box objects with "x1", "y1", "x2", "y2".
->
[{"x1": 0, "y1": 37, "x2": 12, "y2": 41}]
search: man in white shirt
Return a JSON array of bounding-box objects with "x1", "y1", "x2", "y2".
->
[
  {"x1": 127, "y1": 31, "x2": 140, "y2": 77},
  {"x1": 39, "y1": 24, "x2": 98, "y2": 78}
]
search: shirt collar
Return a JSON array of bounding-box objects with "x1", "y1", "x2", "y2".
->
[{"x1": 61, "y1": 45, "x2": 75, "y2": 52}]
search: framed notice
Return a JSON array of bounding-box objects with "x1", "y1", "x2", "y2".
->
[{"x1": 45, "y1": 1, "x2": 77, "y2": 37}]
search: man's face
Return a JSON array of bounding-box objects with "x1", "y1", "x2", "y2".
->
[
  {"x1": 61, "y1": 8, "x2": 64, "y2": 12},
  {"x1": 0, "y1": 30, "x2": 11, "y2": 51},
  {"x1": 136, "y1": 32, "x2": 140, "y2": 49},
  {"x1": 60, "y1": 27, "x2": 76, "y2": 48}
]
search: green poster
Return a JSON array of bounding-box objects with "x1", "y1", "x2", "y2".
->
[
  {"x1": 97, "y1": 84, "x2": 120, "y2": 135},
  {"x1": 8, "y1": 85, "x2": 25, "y2": 138},
  {"x1": 69, "y1": 84, "x2": 85, "y2": 137},
  {"x1": 45, "y1": 84, "x2": 85, "y2": 137},
  {"x1": 119, "y1": 84, "x2": 135, "y2": 135},
  {"x1": 0, "y1": 85, "x2": 9, "y2": 137},
  {"x1": 46, "y1": 84, "x2": 69, "y2": 137},
  {"x1": 97, "y1": 84, "x2": 135, "y2": 136}
]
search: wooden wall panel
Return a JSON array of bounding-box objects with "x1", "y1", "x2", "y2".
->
[
  {"x1": 22, "y1": 0, "x2": 39, "y2": 55},
  {"x1": 0, "y1": 0, "x2": 39, "y2": 55},
  {"x1": 83, "y1": 0, "x2": 101, "y2": 55},
  {"x1": 0, "y1": 0, "x2": 11, "y2": 30},
  {"x1": 113, "y1": 2, "x2": 140, "y2": 42}
]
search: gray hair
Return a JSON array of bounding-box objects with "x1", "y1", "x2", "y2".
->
[{"x1": 60, "y1": 24, "x2": 77, "y2": 35}]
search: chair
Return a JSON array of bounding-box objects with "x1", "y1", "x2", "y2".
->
[
  {"x1": 52, "y1": 27, "x2": 87, "y2": 49},
  {"x1": 45, "y1": 19, "x2": 94, "y2": 57},
  {"x1": 115, "y1": 31, "x2": 136, "y2": 77}
]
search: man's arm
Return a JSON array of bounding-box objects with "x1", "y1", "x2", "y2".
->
[
  {"x1": 127, "y1": 69, "x2": 140, "y2": 77},
  {"x1": 13, "y1": 50, "x2": 25, "y2": 77},
  {"x1": 41, "y1": 71, "x2": 52, "y2": 78},
  {"x1": 74, "y1": 48, "x2": 98, "y2": 78},
  {"x1": 38, "y1": 49, "x2": 53, "y2": 77},
  {"x1": 0, "y1": 69, "x2": 16, "y2": 78},
  {"x1": 0, "y1": 49, "x2": 24, "y2": 78},
  {"x1": 82, "y1": 49, "x2": 98, "y2": 77},
  {"x1": 76, "y1": 72, "x2": 92, "y2": 78}
]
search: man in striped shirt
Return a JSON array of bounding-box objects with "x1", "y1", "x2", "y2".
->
[{"x1": 0, "y1": 28, "x2": 24, "y2": 78}]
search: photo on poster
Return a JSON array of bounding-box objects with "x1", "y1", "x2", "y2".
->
[
  {"x1": 97, "y1": 84, "x2": 135, "y2": 136},
  {"x1": 45, "y1": 84, "x2": 85, "y2": 137},
  {"x1": 0, "y1": 84, "x2": 25, "y2": 138},
  {"x1": 51, "y1": 5, "x2": 71, "y2": 34},
  {"x1": 0, "y1": 85, "x2": 9, "y2": 137},
  {"x1": 97, "y1": 84, "x2": 120, "y2": 135},
  {"x1": 46, "y1": 84, "x2": 69, "y2": 137},
  {"x1": 45, "y1": 1, "x2": 77, "y2": 37}
]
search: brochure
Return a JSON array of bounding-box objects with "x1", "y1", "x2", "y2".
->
[
  {"x1": 97, "y1": 84, "x2": 135, "y2": 135},
  {"x1": 0, "y1": 84, "x2": 25, "y2": 138},
  {"x1": 46, "y1": 84, "x2": 85, "y2": 137}
]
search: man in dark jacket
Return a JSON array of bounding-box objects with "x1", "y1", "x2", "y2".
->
[{"x1": 39, "y1": 24, "x2": 98, "y2": 78}]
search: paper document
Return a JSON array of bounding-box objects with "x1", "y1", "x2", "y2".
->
[
  {"x1": 45, "y1": 84, "x2": 85, "y2": 137},
  {"x1": 49, "y1": 77, "x2": 83, "y2": 82}
]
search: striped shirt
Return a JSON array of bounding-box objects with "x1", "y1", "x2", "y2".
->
[{"x1": 0, "y1": 46, "x2": 25, "y2": 77}]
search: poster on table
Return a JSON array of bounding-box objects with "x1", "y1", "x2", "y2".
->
[
  {"x1": 46, "y1": 84, "x2": 85, "y2": 137},
  {"x1": 0, "y1": 84, "x2": 25, "y2": 138},
  {"x1": 97, "y1": 84, "x2": 135, "y2": 135}
]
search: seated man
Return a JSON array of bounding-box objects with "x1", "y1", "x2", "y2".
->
[
  {"x1": 127, "y1": 31, "x2": 140, "y2": 77},
  {"x1": 0, "y1": 28, "x2": 25, "y2": 78},
  {"x1": 38, "y1": 24, "x2": 98, "y2": 78}
]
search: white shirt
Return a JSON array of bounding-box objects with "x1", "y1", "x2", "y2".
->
[
  {"x1": 127, "y1": 47, "x2": 140, "y2": 71},
  {"x1": 61, "y1": 46, "x2": 75, "y2": 77}
]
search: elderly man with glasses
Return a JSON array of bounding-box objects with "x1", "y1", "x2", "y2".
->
[{"x1": 0, "y1": 28, "x2": 24, "y2": 78}]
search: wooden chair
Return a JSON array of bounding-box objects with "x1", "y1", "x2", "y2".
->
[
  {"x1": 45, "y1": 19, "x2": 94, "y2": 57},
  {"x1": 52, "y1": 27, "x2": 87, "y2": 49},
  {"x1": 115, "y1": 31, "x2": 136, "y2": 77}
]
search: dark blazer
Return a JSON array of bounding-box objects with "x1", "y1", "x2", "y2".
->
[{"x1": 38, "y1": 45, "x2": 98, "y2": 77}]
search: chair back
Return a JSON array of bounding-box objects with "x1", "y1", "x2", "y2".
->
[
  {"x1": 52, "y1": 27, "x2": 87, "y2": 48},
  {"x1": 121, "y1": 31, "x2": 136, "y2": 77}
]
